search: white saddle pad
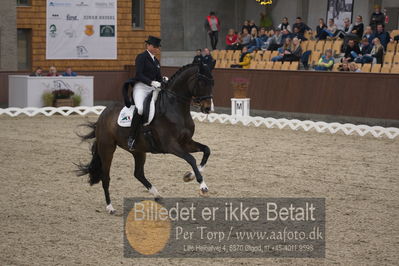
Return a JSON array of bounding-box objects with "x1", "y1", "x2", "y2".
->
[{"x1": 117, "y1": 88, "x2": 160, "y2": 127}]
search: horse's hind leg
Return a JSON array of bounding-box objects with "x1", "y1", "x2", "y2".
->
[
  {"x1": 98, "y1": 142, "x2": 116, "y2": 214},
  {"x1": 183, "y1": 141, "x2": 211, "y2": 182},
  {"x1": 132, "y1": 151, "x2": 161, "y2": 199}
]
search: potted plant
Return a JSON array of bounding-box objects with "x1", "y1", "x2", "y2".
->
[
  {"x1": 72, "y1": 94, "x2": 82, "y2": 106},
  {"x1": 231, "y1": 77, "x2": 249, "y2": 98},
  {"x1": 42, "y1": 91, "x2": 54, "y2": 107},
  {"x1": 52, "y1": 89, "x2": 75, "y2": 107}
]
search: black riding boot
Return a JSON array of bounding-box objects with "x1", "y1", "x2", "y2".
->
[{"x1": 127, "y1": 111, "x2": 143, "y2": 151}]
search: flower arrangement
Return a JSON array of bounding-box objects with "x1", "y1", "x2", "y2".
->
[
  {"x1": 52, "y1": 89, "x2": 75, "y2": 99},
  {"x1": 231, "y1": 77, "x2": 250, "y2": 98}
]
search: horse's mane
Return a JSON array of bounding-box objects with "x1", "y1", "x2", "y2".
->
[{"x1": 165, "y1": 63, "x2": 198, "y2": 88}]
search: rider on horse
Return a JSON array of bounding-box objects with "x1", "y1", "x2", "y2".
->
[{"x1": 125, "y1": 36, "x2": 167, "y2": 150}]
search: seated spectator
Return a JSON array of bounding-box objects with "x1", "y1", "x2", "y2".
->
[
  {"x1": 349, "y1": 62, "x2": 361, "y2": 72},
  {"x1": 225, "y1": 29, "x2": 239, "y2": 50},
  {"x1": 362, "y1": 26, "x2": 374, "y2": 44},
  {"x1": 314, "y1": 49, "x2": 334, "y2": 71},
  {"x1": 271, "y1": 37, "x2": 292, "y2": 62},
  {"x1": 323, "y1": 18, "x2": 338, "y2": 38},
  {"x1": 247, "y1": 27, "x2": 261, "y2": 52},
  {"x1": 335, "y1": 18, "x2": 354, "y2": 39},
  {"x1": 370, "y1": 5, "x2": 385, "y2": 31},
  {"x1": 291, "y1": 26, "x2": 307, "y2": 41},
  {"x1": 193, "y1": 49, "x2": 203, "y2": 64},
  {"x1": 338, "y1": 62, "x2": 350, "y2": 71},
  {"x1": 230, "y1": 46, "x2": 252, "y2": 69},
  {"x1": 353, "y1": 38, "x2": 373, "y2": 64},
  {"x1": 278, "y1": 17, "x2": 291, "y2": 32},
  {"x1": 343, "y1": 39, "x2": 360, "y2": 62},
  {"x1": 249, "y1": 20, "x2": 258, "y2": 32},
  {"x1": 257, "y1": 27, "x2": 268, "y2": 46},
  {"x1": 282, "y1": 37, "x2": 302, "y2": 62},
  {"x1": 240, "y1": 28, "x2": 251, "y2": 47},
  {"x1": 316, "y1": 18, "x2": 328, "y2": 40},
  {"x1": 352, "y1": 15, "x2": 364, "y2": 39},
  {"x1": 266, "y1": 28, "x2": 283, "y2": 51},
  {"x1": 369, "y1": 37, "x2": 384, "y2": 64},
  {"x1": 293, "y1": 17, "x2": 311, "y2": 34},
  {"x1": 62, "y1": 67, "x2": 77, "y2": 77},
  {"x1": 47, "y1": 66, "x2": 59, "y2": 76},
  {"x1": 202, "y1": 48, "x2": 216, "y2": 70},
  {"x1": 241, "y1": 20, "x2": 251, "y2": 34},
  {"x1": 30, "y1": 67, "x2": 43, "y2": 77},
  {"x1": 372, "y1": 24, "x2": 390, "y2": 49}
]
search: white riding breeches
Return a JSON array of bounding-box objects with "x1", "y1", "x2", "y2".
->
[{"x1": 133, "y1": 82, "x2": 154, "y2": 115}]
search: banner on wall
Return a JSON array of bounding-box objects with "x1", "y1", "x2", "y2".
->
[{"x1": 46, "y1": 0, "x2": 117, "y2": 59}]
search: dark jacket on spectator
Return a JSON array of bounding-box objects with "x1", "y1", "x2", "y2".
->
[
  {"x1": 352, "y1": 23, "x2": 364, "y2": 38},
  {"x1": 316, "y1": 24, "x2": 327, "y2": 39},
  {"x1": 283, "y1": 45, "x2": 302, "y2": 62},
  {"x1": 372, "y1": 30, "x2": 390, "y2": 49},
  {"x1": 293, "y1": 22, "x2": 311, "y2": 34},
  {"x1": 359, "y1": 44, "x2": 372, "y2": 55},
  {"x1": 202, "y1": 54, "x2": 216, "y2": 70},
  {"x1": 241, "y1": 25, "x2": 251, "y2": 34},
  {"x1": 372, "y1": 45, "x2": 384, "y2": 64},
  {"x1": 291, "y1": 32, "x2": 307, "y2": 41},
  {"x1": 193, "y1": 55, "x2": 203, "y2": 64},
  {"x1": 344, "y1": 44, "x2": 361, "y2": 61},
  {"x1": 370, "y1": 12, "x2": 385, "y2": 30}
]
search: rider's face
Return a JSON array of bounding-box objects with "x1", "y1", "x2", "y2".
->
[{"x1": 147, "y1": 44, "x2": 160, "y2": 55}]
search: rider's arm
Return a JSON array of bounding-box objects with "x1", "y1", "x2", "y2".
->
[{"x1": 135, "y1": 54, "x2": 152, "y2": 86}]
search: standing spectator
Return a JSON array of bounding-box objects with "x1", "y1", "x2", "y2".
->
[
  {"x1": 202, "y1": 48, "x2": 216, "y2": 70},
  {"x1": 62, "y1": 67, "x2": 77, "y2": 76},
  {"x1": 293, "y1": 17, "x2": 311, "y2": 34},
  {"x1": 230, "y1": 46, "x2": 252, "y2": 69},
  {"x1": 47, "y1": 66, "x2": 59, "y2": 76},
  {"x1": 362, "y1": 26, "x2": 374, "y2": 44},
  {"x1": 315, "y1": 49, "x2": 334, "y2": 71},
  {"x1": 204, "y1": 11, "x2": 220, "y2": 50},
  {"x1": 241, "y1": 20, "x2": 251, "y2": 34},
  {"x1": 343, "y1": 39, "x2": 360, "y2": 62},
  {"x1": 316, "y1": 18, "x2": 328, "y2": 40},
  {"x1": 370, "y1": 5, "x2": 385, "y2": 31},
  {"x1": 271, "y1": 37, "x2": 292, "y2": 62},
  {"x1": 282, "y1": 37, "x2": 302, "y2": 62},
  {"x1": 249, "y1": 20, "x2": 258, "y2": 32},
  {"x1": 266, "y1": 28, "x2": 283, "y2": 51},
  {"x1": 351, "y1": 15, "x2": 364, "y2": 39},
  {"x1": 30, "y1": 67, "x2": 43, "y2": 77},
  {"x1": 353, "y1": 38, "x2": 373, "y2": 64},
  {"x1": 225, "y1": 29, "x2": 239, "y2": 50},
  {"x1": 240, "y1": 28, "x2": 251, "y2": 47},
  {"x1": 192, "y1": 49, "x2": 203, "y2": 64},
  {"x1": 372, "y1": 24, "x2": 390, "y2": 49},
  {"x1": 278, "y1": 17, "x2": 291, "y2": 32}
]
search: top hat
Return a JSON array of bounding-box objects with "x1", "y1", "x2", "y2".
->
[{"x1": 145, "y1": 36, "x2": 162, "y2": 47}]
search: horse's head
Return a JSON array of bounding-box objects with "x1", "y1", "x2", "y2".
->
[{"x1": 190, "y1": 63, "x2": 214, "y2": 114}]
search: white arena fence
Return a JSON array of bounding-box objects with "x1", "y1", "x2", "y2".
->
[{"x1": 0, "y1": 106, "x2": 398, "y2": 140}]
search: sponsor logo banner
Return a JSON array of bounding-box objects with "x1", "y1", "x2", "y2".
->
[{"x1": 46, "y1": 0, "x2": 117, "y2": 59}]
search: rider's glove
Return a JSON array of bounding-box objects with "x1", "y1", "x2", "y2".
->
[
  {"x1": 162, "y1": 76, "x2": 169, "y2": 83},
  {"x1": 151, "y1": 81, "x2": 161, "y2": 89}
]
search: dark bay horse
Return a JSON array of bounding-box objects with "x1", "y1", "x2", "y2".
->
[{"x1": 76, "y1": 63, "x2": 214, "y2": 214}]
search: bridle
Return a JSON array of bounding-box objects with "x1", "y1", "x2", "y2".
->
[{"x1": 162, "y1": 70, "x2": 214, "y2": 105}]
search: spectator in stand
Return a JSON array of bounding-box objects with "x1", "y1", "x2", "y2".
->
[
  {"x1": 202, "y1": 48, "x2": 216, "y2": 70},
  {"x1": 204, "y1": 11, "x2": 221, "y2": 50},
  {"x1": 291, "y1": 26, "x2": 307, "y2": 41},
  {"x1": 314, "y1": 49, "x2": 334, "y2": 71},
  {"x1": 282, "y1": 37, "x2": 302, "y2": 62},
  {"x1": 271, "y1": 37, "x2": 291, "y2": 62},
  {"x1": 351, "y1": 15, "x2": 364, "y2": 39},
  {"x1": 372, "y1": 24, "x2": 390, "y2": 49},
  {"x1": 349, "y1": 62, "x2": 361, "y2": 72},
  {"x1": 30, "y1": 67, "x2": 43, "y2": 77},
  {"x1": 293, "y1": 17, "x2": 311, "y2": 34},
  {"x1": 47, "y1": 66, "x2": 59, "y2": 76},
  {"x1": 240, "y1": 28, "x2": 251, "y2": 47},
  {"x1": 247, "y1": 27, "x2": 261, "y2": 52},
  {"x1": 343, "y1": 39, "x2": 360, "y2": 62},
  {"x1": 257, "y1": 27, "x2": 268, "y2": 45},
  {"x1": 249, "y1": 20, "x2": 258, "y2": 32},
  {"x1": 278, "y1": 17, "x2": 291, "y2": 32},
  {"x1": 281, "y1": 28, "x2": 291, "y2": 42},
  {"x1": 368, "y1": 37, "x2": 384, "y2": 64},
  {"x1": 338, "y1": 62, "x2": 350, "y2": 71},
  {"x1": 353, "y1": 38, "x2": 373, "y2": 64},
  {"x1": 370, "y1": 5, "x2": 385, "y2": 31},
  {"x1": 323, "y1": 18, "x2": 338, "y2": 38},
  {"x1": 335, "y1": 18, "x2": 354, "y2": 39},
  {"x1": 362, "y1": 26, "x2": 374, "y2": 44},
  {"x1": 193, "y1": 49, "x2": 203, "y2": 64},
  {"x1": 316, "y1": 18, "x2": 328, "y2": 40},
  {"x1": 266, "y1": 28, "x2": 283, "y2": 51},
  {"x1": 230, "y1": 46, "x2": 252, "y2": 69},
  {"x1": 241, "y1": 20, "x2": 251, "y2": 34},
  {"x1": 62, "y1": 67, "x2": 77, "y2": 76},
  {"x1": 225, "y1": 29, "x2": 239, "y2": 50}
]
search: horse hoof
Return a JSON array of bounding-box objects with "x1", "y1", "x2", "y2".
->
[
  {"x1": 183, "y1": 171, "x2": 195, "y2": 182},
  {"x1": 106, "y1": 204, "x2": 116, "y2": 215},
  {"x1": 199, "y1": 187, "x2": 209, "y2": 197}
]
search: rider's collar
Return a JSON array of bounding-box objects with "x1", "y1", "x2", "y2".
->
[{"x1": 147, "y1": 50, "x2": 155, "y2": 61}]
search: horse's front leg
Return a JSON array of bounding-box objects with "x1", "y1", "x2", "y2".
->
[
  {"x1": 182, "y1": 141, "x2": 211, "y2": 183},
  {"x1": 169, "y1": 144, "x2": 209, "y2": 196}
]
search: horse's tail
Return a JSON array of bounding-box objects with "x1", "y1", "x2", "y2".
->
[{"x1": 75, "y1": 122, "x2": 103, "y2": 185}]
